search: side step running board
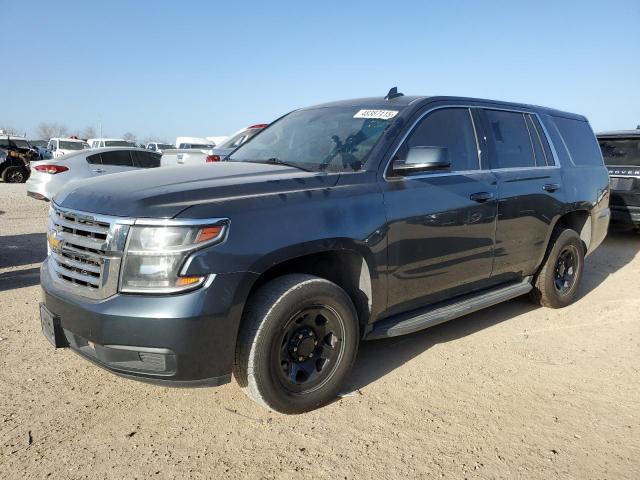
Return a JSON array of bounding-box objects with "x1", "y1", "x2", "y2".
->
[{"x1": 365, "y1": 277, "x2": 533, "y2": 340}]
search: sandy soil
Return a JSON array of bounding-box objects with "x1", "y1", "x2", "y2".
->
[{"x1": 1, "y1": 183, "x2": 639, "y2": 479}]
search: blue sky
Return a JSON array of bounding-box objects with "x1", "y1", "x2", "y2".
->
[{"x1": 3, "y1": 0, "x2": 639, "y2": 141}]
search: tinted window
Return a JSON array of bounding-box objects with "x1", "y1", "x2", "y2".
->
[
  {"x1": 529, "y1": 115, "x2": 555, "y2": 166},
  {"x1": 484, "y1": 110, "x2": 535, "y2": 168},
  {"x1": 100, "y1": 150, "x2": 133, "y2": 167},
  {"x1": 599, "y1": 138, "x2": 640, "y2": 167},
  {"x1": 553, "y1": 117, "x2": 604, "y2": 167},
  {"x1": 524, "y1": 115, "x2": 547, "y2": 166},
  {"x1": 86, "y1": 154, "x2": 102, "y2": 165},
  {"x1": 400, "y1": 108, "x2": 479, "y2": 171},
  {"x1": 132, "y1": 151, "x2": 161, "y2": 168}
]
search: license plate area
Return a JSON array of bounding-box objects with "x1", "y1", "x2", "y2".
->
[
  {"x1": 610, "y1": 177, "x2": 635, "y2": 191},
  {"x1": 40, "y1": 303, "x2": 66, "y2": 348}
]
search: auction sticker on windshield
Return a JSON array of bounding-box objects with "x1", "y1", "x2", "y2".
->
[{"x1": 353, "y1": 109, "x2": 399, "y2": 120}]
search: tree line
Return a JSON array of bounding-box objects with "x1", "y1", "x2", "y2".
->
[{"x1": 1, "y1": 122, "x2": 167, "y2": 145}]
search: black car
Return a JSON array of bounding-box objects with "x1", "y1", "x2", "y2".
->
[
  {"x1": 597, "y1": 129, "x2": 640, "y2": 229},
  {"x1": 39, "y1": 90, "x2": 610, "y2": 413}
]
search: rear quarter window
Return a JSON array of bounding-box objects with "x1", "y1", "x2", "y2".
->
[{"x1": 553, "y1": 117, "x2": 603, "y2": 167}]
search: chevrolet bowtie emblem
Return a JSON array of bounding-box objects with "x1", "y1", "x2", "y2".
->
[{"x1": 47, "y1": 232, "x2": 60, "y2": 251}]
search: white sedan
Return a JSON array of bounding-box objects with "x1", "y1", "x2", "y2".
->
[{"x1": 26, "y1": 147, "x2": 161, "y2": 201}]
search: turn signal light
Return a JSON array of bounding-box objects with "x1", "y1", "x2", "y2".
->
[
  {"x1": 195, "y1": 226, "x2": 223, "y2": 243},
  {"x1": 35, "y1": 165, "x2": 69, "y2": 174},
  {"x1": 205, "y1": 155, "x2": 221, "y2": 163},
  {"x1": 175, "y1": 276, "x2": 204, "y2": 287}
]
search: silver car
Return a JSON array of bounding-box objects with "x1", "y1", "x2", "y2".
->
[{"x1": 26, "y1": 147, "x2": 160, "y2": 201}]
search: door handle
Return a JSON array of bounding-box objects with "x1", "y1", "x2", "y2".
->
[
  {"x1": 469, "y1": 191, "x2": 494, "y2": 203},
  {"x1": 543, "y1": 183, "x2": 560, "y2": 192},
  {"x1": 92, "y1": 168, "x2": 105, "y2": 174}
]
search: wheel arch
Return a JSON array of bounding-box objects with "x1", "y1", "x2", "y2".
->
[
  {"x1": 243, "y1": 245, "x2": 378, "y2": 336},
  {"x1": 553, "y1": 209, "x2": 591, "y2": 253}
]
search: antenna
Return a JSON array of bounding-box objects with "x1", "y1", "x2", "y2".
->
[{"x1": 385, "y1": 87, "x2": 404, "y2": 100}]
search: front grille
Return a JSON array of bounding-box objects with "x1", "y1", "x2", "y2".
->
[{"x1": 48, "y1": 205, "x2": 131, "y2": 299}]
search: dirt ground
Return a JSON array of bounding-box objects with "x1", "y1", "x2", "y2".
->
[{"x1": 0, "y1": 182, "x2": 638, "y2": 479}]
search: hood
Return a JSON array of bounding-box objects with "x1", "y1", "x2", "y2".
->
[{"x1": 55, "y1": 161, "x2": 338, "y2": 218}]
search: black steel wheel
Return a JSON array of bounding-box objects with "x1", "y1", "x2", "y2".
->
[
  {"x1": 553, "y1": 245, "x2": 579, "y2": 295},
  {"x1": 234, "y1": 274, "x2": 359, "y2": 414},
  {"x1": 530, "y1": 228, "x2": 584, "y2": 308},
  {"x1": 273, "y1": 305, "x2": 346, "y2": 395}
]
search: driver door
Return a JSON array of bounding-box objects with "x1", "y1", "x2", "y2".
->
[{"x1": 381, "y1": 107, "x2": 498, "y2": 315}]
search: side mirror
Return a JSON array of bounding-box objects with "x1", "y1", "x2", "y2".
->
[{"x1": 393, "y1": 146, "x2": 450, "y2": 175}]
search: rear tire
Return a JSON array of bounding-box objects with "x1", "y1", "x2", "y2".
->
[
  {"x1": 234, "y1": 274, "x2": 359, "y2": 414},
  {"x1": 2, "y1": 166, "x2": 29, "y2": 183},
  {"x1": 530, "y1": 228, "x2": 584, "y2": 308}
]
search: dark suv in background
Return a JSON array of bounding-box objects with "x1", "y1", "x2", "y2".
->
[
  {"x1": 39, "y1": 90, "x2": 610, "y2": 413},
  {"x1": 598, "y1": 129, "x2": 640, "y2": 230}
]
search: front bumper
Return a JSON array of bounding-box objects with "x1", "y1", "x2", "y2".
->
[
  {"x1": 40, "y1": 257, "x2": 257, "y2": 386},
  {"x1": 610, "y1": 205, "x2": 640, "y2": 227}
]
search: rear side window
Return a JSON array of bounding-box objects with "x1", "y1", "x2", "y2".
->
[
  {"x1": 100, "y1": 150, "x2": 133, "y2": 167},
  {"x1": 399, "y1": 108, "x2": 479, "y2": 171},
  {"x1": 598, "y1": 138, "x2": 640, "y2": 167},
  {"x1": 528, "y1": 115, "x2": 555, "y2": 166},
  {"x1": 132, "y1": 151, "x2": 160, "y2": 168},
  {"x1": 483, "y1": 110, "x2": 535, "y2": 169},
  {"x1": 553, "y1": 117, "x2": 603, "y2": 167},
  {"x1": 524, "y1": 115, "x2": 547, "y2": 166},
  {"x1": 86, "y1": 154, "x2": 102, "y2": 165}
]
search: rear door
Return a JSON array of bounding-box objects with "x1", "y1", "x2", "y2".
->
[
  {"x1": 89, "y1": 150, "x2": 137, "y2": 175},
  {"x1": 478, "y1": 108, "x2": 565, "y2": 279},
  {"x1": 381, "y1": 106, "x2": 498, "y2": 314},
  {"x1": 132, "y1": 150, "x2": 161, "y2": 168}
]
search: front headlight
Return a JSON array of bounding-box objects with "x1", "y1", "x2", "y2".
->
[{"x1": 120, "y1": 222, "x2": 226, "y2": 294}]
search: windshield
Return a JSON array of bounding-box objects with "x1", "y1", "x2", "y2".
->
[
  {"x1": 59, "y1": 141, "x2": 84, "y2": 150},
  {"x1": 157, "y1": 144, "x2": 174, "y2": 150},
  {"x1": 105, "y1": 140, "x2": 133, "y2": 147},
  {"x1": 599, "y1": 138, "x2": 640, "y2": 167},
  {"x1": 228, "y1": 107, "x2": 396, "y2": 171},
  {"x1": 30, "y1": 140, "x2": 47, "y2": 147},
  {"x1": 0, "y1": 138, "x2": 31, "y2": 149}
]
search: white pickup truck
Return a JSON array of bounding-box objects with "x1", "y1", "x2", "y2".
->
[{"x1": 160, "y1": 136, "x2": 217, "y2": 167}]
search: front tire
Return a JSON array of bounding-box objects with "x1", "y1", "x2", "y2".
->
[
  {"x1": 234, "y1": 274, "x2": 359, "y2": 414},
  {"x1": 530, "y1": 228, "x2": 585, "y2": 308}
]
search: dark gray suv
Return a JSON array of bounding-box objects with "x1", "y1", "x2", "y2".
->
[{"x1": 39, "y1": 91, "x2": 610, "y2": 413}]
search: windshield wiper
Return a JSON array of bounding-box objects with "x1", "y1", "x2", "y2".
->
[{"x1": 233, "y1": 157, "x2": 313, "y2": 172}]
